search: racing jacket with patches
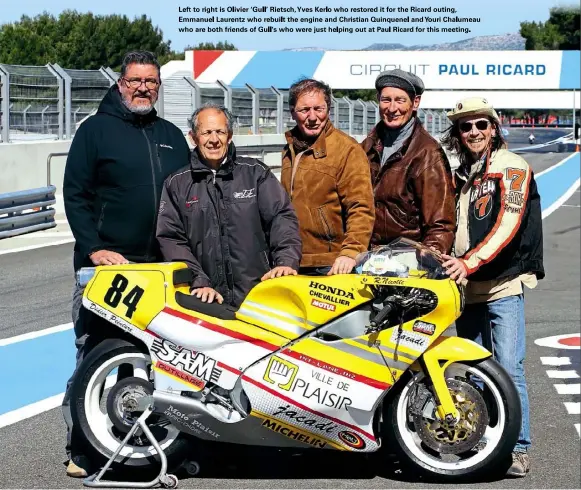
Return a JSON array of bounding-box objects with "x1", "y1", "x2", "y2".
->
[
  {"x1": 452, "y1": 148, "x2": 544, "y2": 282},
  {"x1": 156, "y1": 143, "x2": 302, "y2": 307}
]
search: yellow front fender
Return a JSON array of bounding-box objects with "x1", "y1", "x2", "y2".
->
[
  {"x1": 420, "y1": 336, "x2": 492, "y2": 420},
  {"x1": 424, "y1": 336, "x2": 492, "y2": 364}
]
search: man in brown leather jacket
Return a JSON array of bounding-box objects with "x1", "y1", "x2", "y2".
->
[
  {"x1": 361, "y1": 69, "x2": 455, "y2": 253},
  {"x1": 281, "y1": 78, "x2": 375, "y2": 275}
]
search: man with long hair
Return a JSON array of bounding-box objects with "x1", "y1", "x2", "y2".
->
[{"x1": 440, "y1": 97, "x2": 545, "y2": 478}]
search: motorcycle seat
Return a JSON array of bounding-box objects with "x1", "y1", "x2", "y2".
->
[{"x1": 175, "y1": 291, "x2": 237, "y2": 320}]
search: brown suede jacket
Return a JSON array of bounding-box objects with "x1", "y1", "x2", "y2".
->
[
  {"x1": 281, "y1": 121, "x2": 375, "y2": 268},
  {"x1": 360, "y1": 118, "x2": 456, "y2": 254}
]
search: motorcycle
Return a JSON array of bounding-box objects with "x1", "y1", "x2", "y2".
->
[{"x1": 71, "y1": 238, "x2": 521, "y2": 488}]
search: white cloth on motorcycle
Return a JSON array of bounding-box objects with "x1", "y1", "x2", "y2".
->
[{"x1": 175, "y1": 291, "x2": 237, "y2": 320}]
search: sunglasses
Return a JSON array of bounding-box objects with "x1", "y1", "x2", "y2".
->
[{"x1": 459, "y1": 120, "x2": 490, "y2": 133}]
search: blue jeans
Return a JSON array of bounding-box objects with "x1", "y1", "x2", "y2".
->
[{"x1": 455, "y1": 294, "x2": 530, "y2": 453}]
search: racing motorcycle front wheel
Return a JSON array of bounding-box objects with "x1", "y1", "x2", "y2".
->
[
  {"x1": 70, "y1": 338, "x2": 190, "y2": 473},
  {"x1": 385, "y1": 358, "x2": 521, "y2": 482}
]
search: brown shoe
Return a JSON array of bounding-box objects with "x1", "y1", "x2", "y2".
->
[
  {"x1": 506, "y1": 451, "x2": 530, "y2": 477},
  {"x1": 66, "y1": 459, "x2": 88, "y2": 478}
]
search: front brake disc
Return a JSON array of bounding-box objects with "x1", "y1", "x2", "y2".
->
[{"x1": 412, "y1": 378, "x2": 489, "y2": 455}]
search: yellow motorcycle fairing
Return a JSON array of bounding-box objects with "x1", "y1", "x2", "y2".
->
[{"x1": 83, "y1": 261, "x2": 489, "y2": 425}]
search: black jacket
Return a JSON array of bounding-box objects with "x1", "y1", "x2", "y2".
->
[
  {"x1": 156, "y1": 144, "x2": 302, "y2": 307},
  {"x1": 453, "y1": 149, "x2": 544, "y2": 282},
  {"x1": 63, "y1": 85, "x2": 190, "y2": 271}
]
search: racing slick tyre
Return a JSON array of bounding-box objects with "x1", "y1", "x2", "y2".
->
[
  {"x1": 70, "y1": 338, "x2": 190, "y2": 474},
  {"x1": 385, "y1": 358, "x2": 521, "y2": 482}
]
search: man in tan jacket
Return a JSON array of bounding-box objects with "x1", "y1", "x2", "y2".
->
[{"x1": 281, "y1": 78, "x2": 375, "y2": 275}]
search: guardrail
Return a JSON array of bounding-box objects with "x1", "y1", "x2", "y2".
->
[
  {"x1": 511, "y1": 132, "x2": 575, "y2": 153},
  {"x1": 47, "y1": 152, "x2": 69, "y2": 186},
  {"x1": 46, "y1": 146, "x2": 287, "y2": 182},
  {"x1": 0, "y1": 186, "x2": 57, "y2": 239}
]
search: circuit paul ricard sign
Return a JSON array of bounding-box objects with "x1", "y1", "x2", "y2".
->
[{"x1": 189, "y1": 50, "x2": 580, "y2": 90}]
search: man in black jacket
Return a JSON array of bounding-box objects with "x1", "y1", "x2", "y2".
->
[
  {"x1": 157, "y1": 103, "x2": 301, "y2": 307},
  {"x1": 62, "y1": 51, "x2": 189, "y2": 477}
]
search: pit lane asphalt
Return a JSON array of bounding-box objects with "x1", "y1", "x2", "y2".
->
[{"x1": 0, "y1": 148, "x2": 579, "y2": 488}]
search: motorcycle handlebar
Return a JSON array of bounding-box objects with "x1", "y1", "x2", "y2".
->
[{"x1": 370, "y1": 301, "x2": 395, "y2": 328}]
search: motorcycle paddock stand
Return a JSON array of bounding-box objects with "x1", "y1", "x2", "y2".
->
[{"x1": 83, "y1": 404, "x2": 179, "y2": 489}]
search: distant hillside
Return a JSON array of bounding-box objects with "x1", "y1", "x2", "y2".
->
[
  {"x1": 285, "y1": 33, "x2": 526, "y2": 51},
  {"x1": 364, "y1": 33, "x2": 526, "y2": 51}
]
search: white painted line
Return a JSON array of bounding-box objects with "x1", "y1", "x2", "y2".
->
[
  {"x1": 0, "y1": 323, "x2": 73, "y2": 347},
  {"x1": 546, "y1": 370, "x2": 580, "y2": 379},
  {"x1": 542, "y1": 178, "x2": 581, "y2": 220},
  {"x1": 55, "y1": 219, "x2": 69, "y2": 224},
  {"x1": 0, "y1": 375, "x2": 117, "y2": 429},
  {"x1": 535, "y1": 333, "x2": 581, "y2": 350},
  {"x1": 540, "y1": 356, "x2": 572, "y2": 366},
  {"x1": 536, "y1": 152, "x2": 579, "y2": 177},
  {"x1": 554, "y1": 384, "x2": 581, "y2": 395},
  {"x1": 561, "y1": 204, "x2": 581, "y2": 208},
  {"x1": 0, "y1": 238, "x2": 75, "y2": 255},
  {"x1": 564, "y1": 402, "x2": 580, "y2": 415},
  {"x1": 575, "y1": 424, "x2": 580, "y2": 437},
  {"x1": 0, "y1": 393, "x2": 64, "y2": 429}
]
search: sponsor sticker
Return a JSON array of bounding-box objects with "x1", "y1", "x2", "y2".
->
[
  {"x1": 263, "y1": 356, "x2": 299, "y2": 390},
  {"x1": 338, "y1": 430, "x2": 366, "y2": 449},
  {"x1": 390, "y1": 328, "x2": 429, "y2": 351},
  {"x1": 233, "y1": 188, "x2": 256, "y2": 199},
  {"x1": 264, "y1": 357, "x2": 352, "y2": 410},
  {"x1": 151, "y1": 339, "x2": 221, "y2": 387},
  {"x1": 412, "y1": 320, "x2": 436, "y2": 336},
  {"x1": 308, "y1": 281, "x2": 354, "y2": 306},
  {"x1": 260, "y1": 416, "x2": 328, "y2": 448},
  {"x1": 311, "y1": 298, "x2": 336, "y2": 312}
]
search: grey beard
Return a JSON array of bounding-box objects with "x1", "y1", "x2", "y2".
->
[{"x1": 121, "y1": 96, "x2": 154, "y2": 115}]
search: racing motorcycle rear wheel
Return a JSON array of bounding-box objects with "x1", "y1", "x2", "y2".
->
[
  {"x1": 385, "y1": 358, "x2": 521, "y2": 481},
  {"x1": 70, "y1": 338, "x2": 190, "y2": 472}
]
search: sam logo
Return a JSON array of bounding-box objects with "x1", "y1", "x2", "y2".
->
[
  {"x1": 338, "y1": 430, "x2": 366, "y2": 449},
  {"x1": 233, "y1": 188, "x2": 256, "y2": 199},
  {"x1": 151, "y1": 339, "x2": 221, "y2": 384},
  {"x1": 263, "y1": 356, "x2": 298, "y2": 390},
  {"x1": 413, "y1": 320, "x2": 436, "y2": 336}
]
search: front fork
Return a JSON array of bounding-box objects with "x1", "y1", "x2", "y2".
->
[{"x1": 416, "y1": 336, "x2": 491, "y2": 422}]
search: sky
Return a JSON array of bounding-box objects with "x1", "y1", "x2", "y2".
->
[{"x1": 0, "y1": 0, "x2": 570, "y2": 51}]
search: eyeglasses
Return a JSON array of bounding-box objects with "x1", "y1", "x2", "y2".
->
[
  {"x1": 122, "y1": 77, "x2": 160, "y2": 90},
  {"x1": 459, "y1": 120, "x2": 490, "y2": 133}
]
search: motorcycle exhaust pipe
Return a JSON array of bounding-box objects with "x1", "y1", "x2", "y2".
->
[{"x1": 151, "y1": 390, "x2": 243, "y2": 424}]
